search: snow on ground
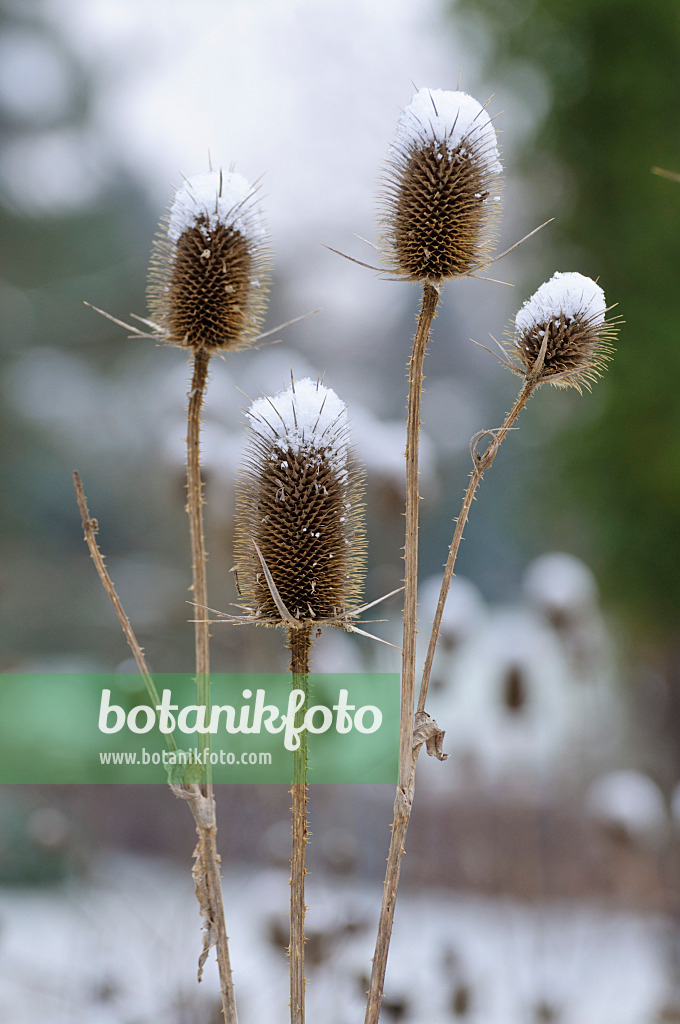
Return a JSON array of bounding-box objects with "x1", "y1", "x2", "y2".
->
[{"x1": 0, "y1": 853, "x2": 672, "y2": 1023}]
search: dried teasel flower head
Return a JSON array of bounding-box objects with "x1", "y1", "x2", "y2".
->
[
  {"x1": 234, "y1": 378, "x2": 365, "y2": 627},
  {"x1": 379, "y1": 87, "x2": 502, "y2": 282},
  {"x1": 508, "y1": 272, "x2": 618, "y2": 390},
  {"x1": 148, "y1": 170, "x2": 270, "y2": 351}
]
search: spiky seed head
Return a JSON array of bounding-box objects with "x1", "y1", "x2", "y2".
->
[
  {"x1": 379, "y1": 88, "x2": 502, "y2": 282},
  {"x1": 234, "y1": 378, "x2": 365, "y2": 625},
  {"x1": 510, "y1": 272, "x2": 618, "y2": 390},
  {"x1": 147, "y1": 170, "x2": 271, "y2": 351}
]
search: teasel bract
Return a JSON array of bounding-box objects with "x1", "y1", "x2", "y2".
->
[
  {"x1": 506, "y1": 271, "x2": 618, "y2": 391},
  {"x1": 380, "y1": 87, "x2": 502, "y2": 282},
  {"x1": 234, "y1": 377, "x2": 366, "y2": 629},
  {"x1": 148, "y1": 169, "x2": 271, "y2": 351}
]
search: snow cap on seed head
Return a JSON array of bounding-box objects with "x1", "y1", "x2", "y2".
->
[
  {"x1": 380, "y1": 87, "x2": 503, "y2": 282},
  {"x1": 509, "y1": 271, "x2": 617, "y2": 390},
  {"x1": 234, "y1": 378, "x2": 365, "y2": 625},
  {"x1": 147, "y1": 169, "x2": 271, "y2": 351}
]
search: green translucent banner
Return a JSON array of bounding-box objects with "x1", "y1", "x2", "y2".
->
[{"x1": 0, "y1": 673, "x2": 400, "y2": 784}]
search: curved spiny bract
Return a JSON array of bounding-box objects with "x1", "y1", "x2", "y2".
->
[
  {"x1": 379, "y1": 88, "x2": 502, "y2": 282},
  {"x1": 234, "y1": 381, "x2": 366, "y2": 626},
  {"x1": 147, "y1": 170, "x2": 270, "y2": 351}
]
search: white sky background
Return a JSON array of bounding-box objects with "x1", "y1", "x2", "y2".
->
[
  {"x1": 2, "y1": 0, "x2": 553, "y2": 415},
  {"x1": 43, "y1": 0, "x2": 475, "y2": 252},
  {"x1": 2, "y1": 0, "x2": 566, "y2": 513},
  {"x1": 28, "y1": 0, "x2": 535, "y2": 429}
]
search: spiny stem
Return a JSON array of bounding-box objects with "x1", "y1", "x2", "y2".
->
[
  {"x1": 363, "y1": 782, "x2": 413, "y2": 1024},
  {"x1": 364, "y1": 280, "x2": 438, "y2": 1024},
  {"x1": 365, "y1": 376, "x2": 535, "y2": 1024},
  {"x1": 187, "y1": 346, "x2": 212, "y2": 778},
  {"x1": 73, "y1": 471, "x2": 176, "y2": 753},
  {"x1": 74, "y1": 469, "x2": 238, "y2": 1021},
  {"x1": 186, "y1": 346, "x2": 239, "y2": 1024},
  {"x1": 401, "y1": 280, "x2": 439, "y2": 782},
  {"x1": 289, "y1": 626, "x2": 312, "y2": 1024},
  {"x1": 418, "y1": 377, "x2": 535, "y2": 712}
]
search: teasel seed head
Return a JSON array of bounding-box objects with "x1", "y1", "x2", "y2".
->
[
  {"x1": 379, "y1": 87, "x2": 502, "y2": 282},
  {"x1": 234, "y1": 378, "x2": 366, "y2": 626},
  {"x1": 508, "y1": 272, "x2": 618, "y2": 391},
  {"x1": 147, "y1": 170, "x2": 271, "y2": 351}
]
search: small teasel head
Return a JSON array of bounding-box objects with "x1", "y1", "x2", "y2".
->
[
  {"x1": 148, "y1": 169, "x2": 271, "y2": 351},
  {"x1": 379, "y1": 87, "x2": 502, "y2": 282},
  {"x1": 234, "y1": 378, "x2": 366, "y2": 625},
  {"x1": 510, "y1": 271, "x2": 618, "y2": 390}
]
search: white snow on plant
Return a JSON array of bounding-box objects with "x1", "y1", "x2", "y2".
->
[
  {"x1": 515, "y1": 272, "x2": 606, "y2": 335},
  {"x1": 586, "y1": 770, "x2": 667, "y2": 842},
  {"x1": 394, "y1": 88, "x2": 502, "y2": 175},
  {"x1": 248, "y1": 378, "x2": 349, "y2": 471},
  {"x1": 167, "y1": 170, "x2": 265, "y2": 244}
]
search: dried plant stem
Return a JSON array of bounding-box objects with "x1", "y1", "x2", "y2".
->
[
  {"x1": 289, "y1": 626, "x2": 312, "y2": 1024},
  {"x1": 418, "y1": 377, "x2": 535, "y2": 710},
  {"x1": 185, "y1": 345, "x2": 240, "y2": 1023},
  {"x1": 364, "y1": 377, "x2": 535, "y2": 1024},
  {"x1": 364, "y1": 281, "x2": 438, "y2": 1024},
  {"x1": 73, "y1": 470, "x2": 238, "y2": 1023},
  {"x1": 401, "y1": 280, "x2": 439, "y2": 781},
  {"x1": 187, "y1": 346, "x2": 212, "y2": 776},
  {"x1": 72, "y1": 471, "x2": 175, "y2": 752},
  {"x1": 363, "y1": 780, "x2": 414, "y2": 1024}
]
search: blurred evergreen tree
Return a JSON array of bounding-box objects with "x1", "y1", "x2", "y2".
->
[{"x1": 453, "y1": 0, "x2": 680, "y2": 640}]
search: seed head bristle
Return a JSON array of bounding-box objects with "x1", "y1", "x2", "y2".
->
[
  {"x1": 234, "y1": 379, "x2": 366, "y2": 625},
  {"x1": 147, "y1": 170, "x2": 271, "y2": 351},
  {"x1": 379, "y1": 88, "x2": 503, "y2": 282},
  {"x1": 509, "y1": 271, "x2": 619, "y2": 390}
]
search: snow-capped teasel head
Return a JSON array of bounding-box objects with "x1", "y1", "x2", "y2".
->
[
  {"x1": 379, "y1": 87, "x2": 503, "y2": 282},
  {"x1": 506, "y1": 271, "x2": 618, "y2": 390},
  {"x1": 515, "y1": 272, "x2": 606, "y2": 336},
  {"x1": 393, "y1": 89, "x2": 502, "y2": 176},
  {"x1": 247, "y1": 378, "x2": 350, "y2": 476},
  {"x1": 147, "y1": 168, "x2": 271, "y2": 351},
  {"x1": 234, "y1": 377, "x2": 366, "y2": 626},
  {"x1": 166, "y1": 170, "x2": 267, "y2": 245}
]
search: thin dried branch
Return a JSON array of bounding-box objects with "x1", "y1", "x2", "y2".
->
[
  {"x1": 73, "y1": 471, "x2": 175, "y2": 750},
  {"x1": 289, "y1": 626, "x2": 312, "y2": 1024},
  {"x1": 73, "y1": 470, "x2": 238, "y2": 1022},
  {"x1": 400, "y1": 281, "x2": 439, "y2": 780},
  {"x1": 418, "y1": 378, "x2": 535, "y2": 715}
]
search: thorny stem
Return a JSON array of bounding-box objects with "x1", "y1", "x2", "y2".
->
[
  {"x1": 363, "y1": 781, "x2": 414, "y2": 1024},
  {"x1": 73, "y1": 469, "x2": 238, "y2": 1022},
  {"x1": 400, "y1": 281, "x2": 439, "y2": 782},
  {"x1": 418, "y1": 377, "x2": 535, "y2": 711},
  {"x1": 185, "y1": 346, "x2": 239, "y2": 1024},
  {"x1": 289, "y1": 626, "x2": 312, "y2": 1024},
  {"x1": 73, "y1": 471, "x2": 176, "y2": 752},
  {"x1": 364, "y1": 376, "x2": 535, "y2": 1024},
  {"x1": 187, "y1": 346, "x2": 212, "y2": 782},
  {"x1": 364, "y1": 280, "x2": 438, "y2": 1024}
]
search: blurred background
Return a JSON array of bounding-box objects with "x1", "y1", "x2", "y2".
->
[{"x1": 1, "y1": 0, "x2": 680, "y2": 1020}]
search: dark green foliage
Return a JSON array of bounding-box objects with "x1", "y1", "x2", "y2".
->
[{"x1": 454, "y1": 0, "x2": 680, "y2": 634}]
